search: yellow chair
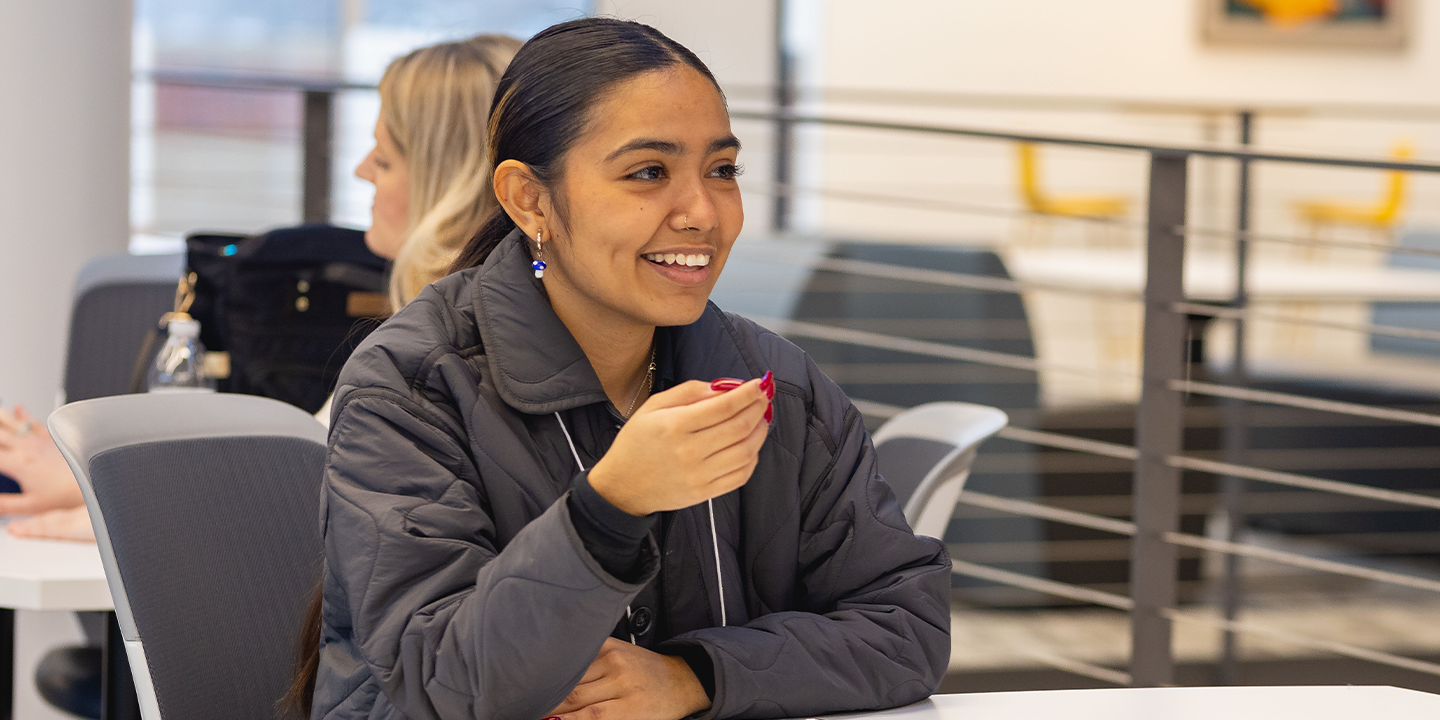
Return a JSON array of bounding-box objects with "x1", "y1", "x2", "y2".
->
[
  {"x1": 1016, "y1": 142, "x2": 1130, "y2": 247},
  {"x1": 1282, "y1": 141, "x2": 1412, "y2": 356},
  {"x1": 1294, "y1": 140, "x2": 1413, "y2": 257},
  {"x1": 1017, "y1": 142, "x2": 1130, "y2": 218}
]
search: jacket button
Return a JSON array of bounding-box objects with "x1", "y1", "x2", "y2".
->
[{"x1": 629, "y1": 607, "x2": 653, "y2": 636}]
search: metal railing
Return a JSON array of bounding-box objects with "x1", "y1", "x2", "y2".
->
[
  {"x1": 139, "y1": 66, "x2": 1440, "y2": 689},
  {"x1": 726, "y1": 106, "x2": 1440, "y2": 687}
]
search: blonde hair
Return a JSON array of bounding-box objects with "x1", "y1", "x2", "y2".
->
[{"x1": 379, "y1": 33, "x2": 523, "y2": 310}]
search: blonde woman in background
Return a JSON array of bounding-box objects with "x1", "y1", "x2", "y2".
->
[
  {"x1": 0, "y1": 33, "x2": 521, "y2": 543},
  {"x1": 359, "y1": 32, "x2": 523, "y2": 310}
]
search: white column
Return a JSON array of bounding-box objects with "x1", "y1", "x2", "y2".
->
[{"x1": 0, "y1": 0, "x2": 132, "y2": 414}]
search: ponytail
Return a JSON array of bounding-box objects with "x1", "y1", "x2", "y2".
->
[
  {"x1": 448, "y1": 207, "x2": 517, "y2": 274},
  {"x1": 278, "y1": 581, "x2": 324, "y2": 718}
]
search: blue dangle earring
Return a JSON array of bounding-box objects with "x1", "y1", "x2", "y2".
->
[{"x1": 531, "y1": 229, "x2": 547, "y2": 279}]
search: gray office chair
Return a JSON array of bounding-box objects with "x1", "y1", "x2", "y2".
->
[
  {"x1": 48, "y1": 392, "x2": 328, "y2": 720},
  {"x1": 872, "y1": 401, "x2": 1008, "y2": 539},
  {"x1": 64, "y1": 253, "x2": 185, "y2": 403}
]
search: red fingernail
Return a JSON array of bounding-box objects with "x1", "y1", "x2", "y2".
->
[
  {"x1": 764, "y1": 403, "x2": 773, "y2": 424},
  {"x1": 711, "y1": 378, "x2": 743, "y2": 391},
  {"x1": 759, "y1": 371, "x2": 774, "y2": 398}
]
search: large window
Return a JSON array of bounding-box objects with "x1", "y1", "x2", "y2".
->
[{"x1": 132, "y1": 0, "x2": 590, "y2": 243}]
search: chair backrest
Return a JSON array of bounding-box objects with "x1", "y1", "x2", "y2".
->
[
  {"x1": 1016, "y1": 142, "x2": 1048, "y2": 211},
  {"x1": 64, "y1": 253, "x2": 185, "y2": 403},
  {"x1": 872, "y1": 401, "x2": 1008, "y2": 538},
  {"x1": 48, "y1": 392, "x2": 328, "y2": 720},
  {"x1": 1376, "y1": 140, "x2": 1415, "y2": 224}
]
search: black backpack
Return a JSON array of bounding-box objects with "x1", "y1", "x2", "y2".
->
[{"x1": 165, "y1": 225, "x2": 390, "y2": 414}]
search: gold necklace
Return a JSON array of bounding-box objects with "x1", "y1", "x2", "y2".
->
[{"x1": 624, "y1": 346, "x2": 657, "y2": 419}]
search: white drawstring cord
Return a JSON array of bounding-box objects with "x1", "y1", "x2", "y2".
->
[
  {"x1": 556, "y1": 414, "x2": 636, "y2": 644},
  {"x1": 554, "y1": 412, "x2": 728, "y2": 635},
  {"x1": 707, "y1": 498, "x2": 728, "y2": 627},
  {"x1": 555, "y1": 412, "x2": 585, "y2": 471}
]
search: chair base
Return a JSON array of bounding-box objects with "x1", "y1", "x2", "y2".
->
[{"x1": 36, "y1": 644, "x2": 103, "y2": 720}]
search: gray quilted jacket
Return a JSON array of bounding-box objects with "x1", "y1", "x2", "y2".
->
[{"x1": 313, "y1": 230, "x2": 951, "y2": 720}]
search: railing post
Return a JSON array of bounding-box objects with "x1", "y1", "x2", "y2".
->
[
  {"x1": 771, "y1": 0, "x2": 794, "y2": 233},
  {"x1": 302, "y1": 89, "x2": 334, "y2": 224},
  {"x1": 1218, "y1": 108, "x2": 1254, "y2": 684},
  {"x1": 1130, "y1": 149, "x2": 1190, "y2": 687}
]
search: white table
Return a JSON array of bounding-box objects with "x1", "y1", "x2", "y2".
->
[
  {"x1": 0, "y1": 525, "x2": 112, "y2": 612},
  {"x1": 823, "y1": 686, "x2": 1440, "y2": 720},
  {"x1": 0, "y1": 523, "x2": 113, "y2": 720}
]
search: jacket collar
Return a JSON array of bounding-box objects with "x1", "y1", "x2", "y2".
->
[
  {"x1": 472, "y1": 228, "x2": 753, "y2": 415},
  {"x1": 472, "y1": 229, "x2": 611, "y2": 415}
]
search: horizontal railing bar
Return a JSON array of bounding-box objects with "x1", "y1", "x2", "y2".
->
[
  {"x1": 952, "y1": 560, "x2": 1440, "y2": 677},
  {"x1": 730, "y1": 84, "x2": 1440, "y2": 122},
  {"x1": 960, "y1": 491, "x2": 1138, "y2": 536},
  {"x1": 957, "y1": 488, "x2": 1440, "y2": 593},
  {"x1": 762, "y1": 231, "x2": 1440, "y2": 339},
  {"x1": 1171, "y1": 380, "x2": 1440, "y2": 428},
  {"x1": 810, "y1": 256, "x2": 1022, "y2": 294},
  {"x1": 142, "y1": 70, "x2": 1440, "y2": 122},
  {"x1": 752, "y1": 182, "x2": 1440, "y2": 261},
  {"x1": 960, "y1": 493, "x2": 1440, "y2": 594},
  {"x1": 1166, "y1": 455, "x2": 1440, "y2": 511},
  {"x1": 1181, "y1": 225, "x2": 1440, "y2": 260},
  {"x1": 952, "y1": 559, "x2": 1134, "y2": 610},
  {"x1": 1173, "y1": 302, "x2": 1440, "y2": 344},
  {"x1": 801, "y1": 255, "x2": 1136, "y2": 300},
  {"x1": 1024, "y1": 652, "x2": 1133, "y2": 686},
  {"x1": 997, "y1": 426, "x2": 1141, "y2": 461},
  {"x1": 732, "y1": 110, "x2": 1440, "y2": 172},
  {"x1": 1165, "y1": 611, "x2": 1440, "y2": 678},
  {"x1": 748, "y1": 181, "x2": 1142, "y2": 229},
  {"x1": 147, "y1": 68, "x2": 374, "y2": 93},
  {"x1": 852, "y1": 398, "x2": 1440, "y2": 511},
  {"x1": 751, "y1": 316, "x2": 1137, "y2": 380},
  {"x1": 781, "y1": 241, "x2": 1440, "y2": 335},
  {"x1": 850, "y1": 398, "x2": 903, "y2": 419},
  {"x1": 1164, "y1": 532, "x2": 1440, "y2": 595}
]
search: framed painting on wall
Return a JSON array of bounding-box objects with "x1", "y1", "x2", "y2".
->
[{"x1": 1201, "y1": 0, "x2": 1410, "y2": 49}]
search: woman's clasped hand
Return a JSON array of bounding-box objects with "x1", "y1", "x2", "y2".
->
[
  {"x1": 543, "y1": 638, "x2": 710, "y2": 720},
  {"x1": 589, "y1": 374, "x2": 772, "y2": 517}
]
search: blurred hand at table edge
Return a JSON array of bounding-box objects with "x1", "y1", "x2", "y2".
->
[
  {"x1": 0, "y1": 405, "x2": 90, "y2": 539},
  {"x1": 8, "y1": 506, "x2": 95, "y2": 542}
]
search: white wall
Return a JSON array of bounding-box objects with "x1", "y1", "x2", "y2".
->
[
  {"x1": 825, "y1": 1, "x2": 1440, "y2": 105},
  {"x1": 595, "y1": 0, "x2": 775, "y2": 87},
  {"x1": 0, "y1": 0, "x2": 132, "y2": 414},
  {"x1": 807, "y1": 0, "x2": 1440, "y2": 245}
]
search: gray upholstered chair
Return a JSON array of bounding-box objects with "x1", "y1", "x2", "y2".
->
[
  {"x1": 64, "y1": 253, "x2": 185, "y2": 403},
  {"x1": 48, "y1": 392, "x2": 327, "y2": 720},
  {"x1": 872, "y1": 401, "x2": 1008, "y2": 539}
]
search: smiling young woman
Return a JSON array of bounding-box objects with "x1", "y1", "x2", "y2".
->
[{"x1": 307, "y1": 18, "x2": 951, "y2": 720}]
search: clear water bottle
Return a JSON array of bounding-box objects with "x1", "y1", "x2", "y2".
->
[{"x1": 146, "y1": 317, "x2": 216, "y2": 392}]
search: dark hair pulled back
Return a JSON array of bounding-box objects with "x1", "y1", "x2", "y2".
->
[{"x1": 448, "y1": 17, "x2": 722, "y2": 273}]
